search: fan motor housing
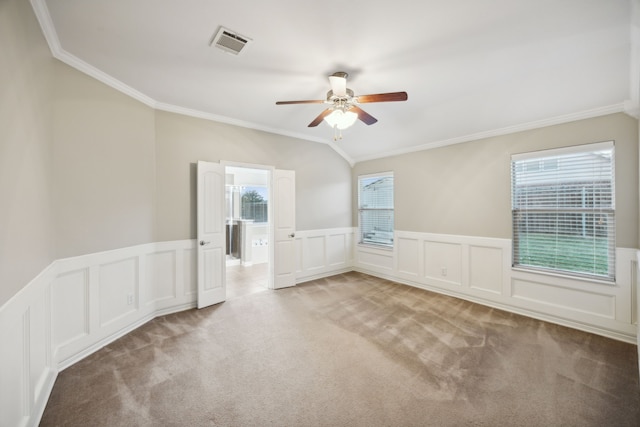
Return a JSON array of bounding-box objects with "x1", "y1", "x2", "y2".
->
[{"x1": 327, "y1": 88, "x2": 354, "y2": 101}]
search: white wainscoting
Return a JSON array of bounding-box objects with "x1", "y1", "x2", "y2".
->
[
  {"x1": 295, "y1": 227, "x2": 355, "y2": 282},
  {"x1": 0, "y1": 240, "x2": 198, "y2": 427},
  {"x1": 0, "y1": 228, "x2": 353, "y2": 427},
  {"x1": 354, "y1": 230, "x2": 638, "y2": 344},
  {"x1": 51, "y1": 241, "x2": 198, "y2": 370},
  {"x1": 2, "y1": 228, "x2": 633, "y2": 426},
  {"x1": 0, "y1": 264, "x2": 57, "y2": 427}
]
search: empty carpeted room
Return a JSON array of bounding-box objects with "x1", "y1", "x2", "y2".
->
[{"x1": 1, "y1": 0, "x2": 640, "y2": 426}]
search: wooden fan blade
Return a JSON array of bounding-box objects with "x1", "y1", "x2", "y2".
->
[
  {"x1": 356, "y1": 92, "x2": 408, "y2": 103},
  {"x1": 308, "y1": 108, "x2": 333, "y2": 127},
  {"x1": 276, "y1": 100, "x2": 325, "y2": 105},
  {"x1": 350, "y1": 106, "x2": 378, "y2": 125}
]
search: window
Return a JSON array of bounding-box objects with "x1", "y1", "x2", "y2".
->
[
  {"x1": 240, "y1": 186, "x2": 268, "y2": 223},
  {"x1": 511, "y1": 141, "x2": 615, "y2": 281},
  {"x1": 358, "y1": 172, "x2": 394, "y2": 247},
  {"x1": 226, "y1": 185, "x2": 268, "y2": 223}
]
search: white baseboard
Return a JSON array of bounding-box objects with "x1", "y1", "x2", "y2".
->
[{"x1": 296, "y1": 267, "x2": 354, "y2": 285}]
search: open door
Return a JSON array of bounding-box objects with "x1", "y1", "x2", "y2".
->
[
  {"x1": 273, "y1": 169, "x2": 296, "y2": 289},
  {"x1": 197, "y1": 161, "x2": 226, "y2": 308}
]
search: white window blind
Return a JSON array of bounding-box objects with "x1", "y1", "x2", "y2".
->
[
  {"x1": 511, "y1": 141, "x2": 615, "y2": 281},
  {"x1": 358, "y1": 173, "x2": 394, "y2": 247}
]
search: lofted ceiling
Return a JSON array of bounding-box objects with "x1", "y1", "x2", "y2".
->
[{"x1": 33, "y1": 0, "x2": 639, "y2": 165}]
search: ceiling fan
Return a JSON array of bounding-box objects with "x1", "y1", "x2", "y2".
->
[{"x1": 276, "y1": 72, "x2": 408, "y2": 140}]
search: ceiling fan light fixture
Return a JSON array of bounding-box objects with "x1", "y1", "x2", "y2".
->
[
  {"x1": 275, "y1": 70, "x2": 407, "y2": 136},
  {"x1": 324, "y1": 109, "x2": 358, "y2": 130}
]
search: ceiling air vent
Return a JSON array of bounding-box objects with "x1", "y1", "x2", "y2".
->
[{"x1": 210, "y1": 27, "x2": 252, "y2": 55}]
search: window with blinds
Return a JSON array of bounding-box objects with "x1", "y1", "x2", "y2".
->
[
  {"x1": 358, "y1": 172, "x2": 394, "y2": 247},
  {"x1": 511, "y1": 141, "x2": 615, "y2": 281}
]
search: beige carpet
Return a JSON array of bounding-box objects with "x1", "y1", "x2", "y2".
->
[{"x1": 41, "y1": 272, "x2": 640, "y2": 426}]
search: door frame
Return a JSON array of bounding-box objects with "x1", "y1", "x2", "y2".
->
[{"x1": 221, "y1": 160, "x2": 275, "y2": 289}]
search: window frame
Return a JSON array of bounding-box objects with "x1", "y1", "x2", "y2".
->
[
  {"x1": 357, "y1": 172, "x2": 394, "y2": 249},
  {"x1": 510, "y1": 141, "x2": 616, "y2": 283}
]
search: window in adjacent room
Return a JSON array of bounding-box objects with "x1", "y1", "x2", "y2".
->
[
  {"x1": 240, "y1": 186, "x2": 268, "y2": 223},
  {"x1": 511, "y1": 141, "x2": 615, "y2": 281},
  {"x1": 358, "y1": 172, "x2": 394, "y2": 247}
]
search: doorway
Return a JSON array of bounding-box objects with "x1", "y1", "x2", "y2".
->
[{"x1": 224, "y1": 165, "x2": 270, "y2": 299}]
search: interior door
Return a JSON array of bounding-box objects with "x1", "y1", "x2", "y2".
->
[
  {"x1": 273, "y1": 169, "x2": 296, "y2": 289},
  {"x1": 197, "y1": 161, "x2": 226, "y2": 308}
]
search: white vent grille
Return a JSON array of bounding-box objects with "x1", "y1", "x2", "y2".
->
[{"x1": 210, "y1": 27, "x2": 251, "y2": 55}]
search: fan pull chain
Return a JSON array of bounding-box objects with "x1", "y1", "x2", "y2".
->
[{"x1": 333, "y1": 125, "x2": 343, "y2": 141}]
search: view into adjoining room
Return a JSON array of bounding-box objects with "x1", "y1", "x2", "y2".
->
[{"x1": 225, "y1": 166, "x2": 270, "y2": 299}]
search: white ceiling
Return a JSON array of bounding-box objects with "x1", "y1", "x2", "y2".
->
[{"x1": 34, "y1": 0, "x2": 639, "y2": 164}]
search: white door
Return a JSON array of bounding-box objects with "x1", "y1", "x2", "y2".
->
[
  {"x1": 197, "y1": 161, "x2": 226, "y2": 308},
  {"x1": 273, "y1": 169, "x2": 296, "y2": 289}
]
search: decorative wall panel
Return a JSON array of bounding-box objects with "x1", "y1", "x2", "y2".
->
[
  {"x1": 327, "y1": 234, "x2": 347, "y2": 267},
  {"x1": 512, "y1": 279, "x2": 615, "y2": 318},
  {"x1": 397, "y1": 237, "x2": 419, "y2": 277},
  {"x1": 423, "y1": 240, "x2": 462, "y2": 285},
  {"x1": 146, "y1": 251, "x2": 176, "y2": 303},
  {"x1": 52, "y1": 270, "x2": 89, "y2": 349},
  {"x1": 469, "y1": 245, "x2": 503, "y2": 294},
  {"x1": 305, "y1": 236, "x2": 326, "y2": 271},
  {"x1": 99, "y1": 257, "x2": 138, "y2": 326},
  {"x1": 295, "y1": 228, "x2": 355, "y2": 282}
]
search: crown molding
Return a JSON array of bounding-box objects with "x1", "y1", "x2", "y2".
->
[
  {"x1": 57, "y1": 50, "x2": 158, "y2": 107},
  {"x1": 30, "y1": 0, "x2": 156, "y2": 107},
  {"x1": 352, "y1": 103, "x2": 627, "y2": 164},
  {"x1": 29, "y1": 0, "x2": 631, "y2": 170},
  {"x1": 28, "y1": 0, "x2": 355, "y2": 166},
  {"x1": 30, "y1": 0, "x2": 59, "y2": 52},
  {"x1": 155, "y1": 103, "x2": 355, "y2": 166},
  {"x1": 155, "y1": 102, "x2": 322, "y2": 143}
]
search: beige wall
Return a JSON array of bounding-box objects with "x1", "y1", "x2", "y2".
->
[
  {"x1": 49, "y1": 61, "x2": 352, "y2": 257},
  {"x1": 353, "y1": 113, "x2": 639, "y2": 248},
  {"x1": 0, "y1": 0, "x2": 351, "y2": 307},
  {"x1": 0, "y1": 0, "x2": 55, "y2": 307},
  {"x1": 52, "y1": 62, "x2": 157, "y2": 259},
  {"x1": 154, "y1": 111, "x2": 352, "y2": 241}
]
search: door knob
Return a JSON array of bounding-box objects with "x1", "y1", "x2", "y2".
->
[
  {"x1": 200, "y1": 240, "x2": 211, "y2": 246},
  {"x1": 288, "y1": 233, "x2": 295, "y2": 238}
]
